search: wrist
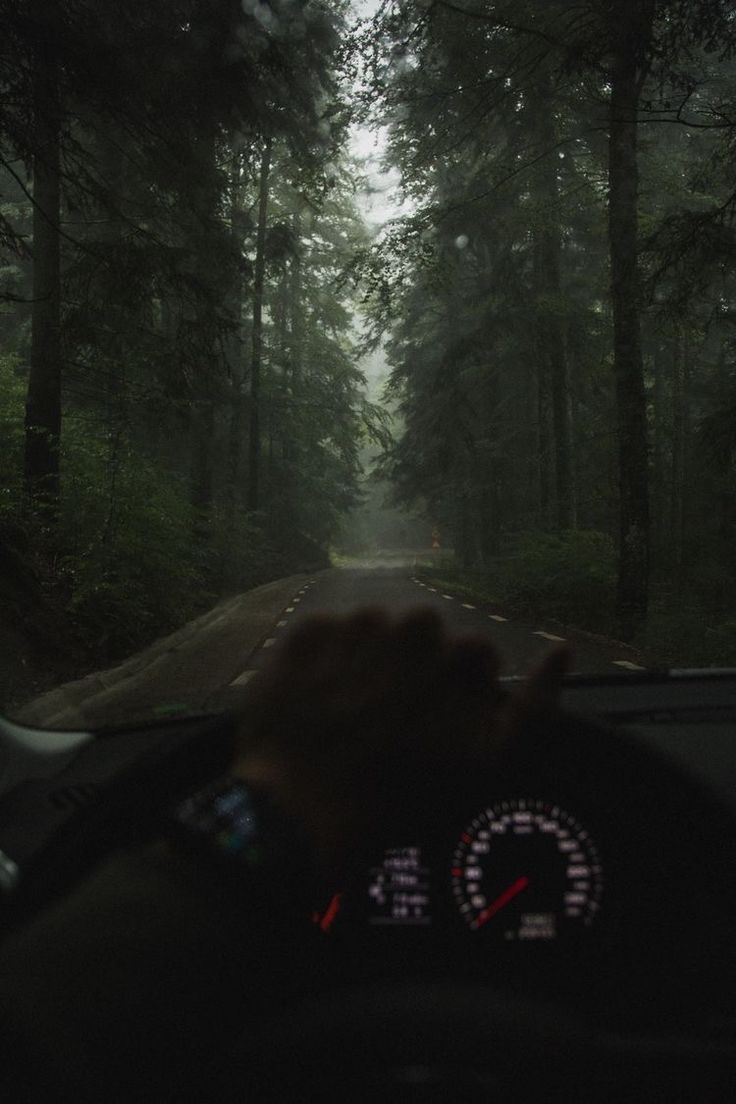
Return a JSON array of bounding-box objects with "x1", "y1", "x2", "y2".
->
[{"x1": 164, "y1": 774, "x2": 316, "y2": 927}]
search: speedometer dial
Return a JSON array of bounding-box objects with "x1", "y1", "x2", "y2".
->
[{"x1": 451, "y1": 800, "x2": 603, "y2": 939}]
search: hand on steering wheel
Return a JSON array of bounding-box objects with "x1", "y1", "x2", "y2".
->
[{"x1": 233, "y1": 609, "x2": 569, "y2": 872}]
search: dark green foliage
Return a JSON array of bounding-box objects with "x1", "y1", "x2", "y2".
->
[
  {"x1": 0, "y1": 1, "x2": 374, "y2": 697},
  {"x1": 2, "y1": 353, "x2": 197, "y2": 655},
  {"x1": 501, "y1": 531, "x2": 617, "y2": 629},
  {"x1": 357, "y1": 0, "x2": 736, "y2": 656},
  {"x1": 416, "y1": 531, "x2": 617, "y2": 631},
  {"x1": 4, "y1": 0, "x2": 736, "y2": 699}
]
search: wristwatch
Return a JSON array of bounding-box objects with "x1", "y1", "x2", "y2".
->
[{"x1": 164, "y1": 774, "x2": 316, "y2": 927}]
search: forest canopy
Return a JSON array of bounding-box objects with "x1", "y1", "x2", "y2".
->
[
  {"x1": 2, "y1": 0, "x2": 736, "y2": 708},
  {"x1": 0, "y1": 0, "x2": 387, "y2": 702},
  {"x1": 354, "y1": 0, "x2": 736, "y2": 658}
]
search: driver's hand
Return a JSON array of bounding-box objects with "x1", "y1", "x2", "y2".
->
[{"x1": 232, "y1": 609, "x2": 569, "y2": 871}]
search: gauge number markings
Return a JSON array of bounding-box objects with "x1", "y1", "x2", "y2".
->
[{"x1": 451, "y1": 799, "x2": 603, "y2": 936}]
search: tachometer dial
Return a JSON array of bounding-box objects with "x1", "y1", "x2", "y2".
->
[{"x1": 451, "y1": 800, "x2": 603, "y2": 939}]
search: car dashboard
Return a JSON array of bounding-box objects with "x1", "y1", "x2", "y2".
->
[
  {"x1": 304, "y1": 702, "x2": 735, "y2": 1037},
  {"x1": 0, "y1": 670, "x2": 734, "y2": 1044}
]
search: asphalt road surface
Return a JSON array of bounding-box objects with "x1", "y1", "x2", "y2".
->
[
  {"x1": 210, "y1": 558, "x2": 645, "y2": 712},
  {"x1": 18, "y1": 557, "x2": 648, "y2": 728}
]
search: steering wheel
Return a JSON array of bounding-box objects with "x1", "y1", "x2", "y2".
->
[
  {"x1": 194, "y1": 978, "x2": 720, "y2": 1102},
  {"x1": 182, "y1": 701, "x2": 736, "y2": 1104},
  {"x1": 250, "y1": 983, "x2": 591, "y2": 1097}
]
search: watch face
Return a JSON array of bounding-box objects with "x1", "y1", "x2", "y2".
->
[
  {"x1": 174, "y1": 778, "x2": 265, "y2": 866},
  {"x1": 170, "y1": 776, "x2": 316, "y2": 921}
]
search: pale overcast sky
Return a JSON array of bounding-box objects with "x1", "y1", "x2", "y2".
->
[
  {"x1": 347, "y1": 0, "x2": 411, "y2": 230},
  {"x1": 349, "y1": 126, "x2": 405, "y2": 229}
]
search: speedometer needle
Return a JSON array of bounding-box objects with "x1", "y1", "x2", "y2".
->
[{"x1": 475, "y1": 875, "x2": 530, "y2": 928}]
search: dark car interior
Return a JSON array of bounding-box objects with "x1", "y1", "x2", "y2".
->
[{"x1": 0, "y1": 670, "x2": 733, "y2": 1100}]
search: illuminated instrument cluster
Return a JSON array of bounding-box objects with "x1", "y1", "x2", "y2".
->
[
  {"x1": 450, "y1": 799, "x2": 604, "y2": 940},
  {"x1": 314, "y1": 799, "x2": 604, "y2": 939}
]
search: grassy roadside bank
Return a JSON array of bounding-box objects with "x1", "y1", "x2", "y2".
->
[
  {"x1": 1, "y1": 514, "x2": 328, "y2": 720},
  {"x1": 414, "y1": 547, "x2": 736, "y2": 670}
]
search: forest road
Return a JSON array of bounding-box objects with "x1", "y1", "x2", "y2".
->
[
  {"x1": 210, "y1": 558, "x2": 648, "y2": 713},
  {"x1": 16, "y1": 558, "x2": 648, "y2": 729}
]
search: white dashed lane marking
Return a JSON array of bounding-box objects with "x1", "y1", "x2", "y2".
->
[
  {"x1": 263, "y1": 638, "x2": 276, "y2": 648},
  {"x1": 230, "y1": 669, "x2": 257, "y2": 686},
  {"x1": 277, "y1": 619, "x2": 287, "y2": 627},
  {"x1": 286, "y1": 606, "x2": 295, "y2": 612},
  {"x1": 293, "y1": 597, "x2": 301, "y2": 603},
  {"x1": 406, "y1": 583, "x2": 648, "y2": 671}
]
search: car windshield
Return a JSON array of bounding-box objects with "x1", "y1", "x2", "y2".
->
[{"x1": 2, "y1": 1, "x2": 736, "y2": 729}]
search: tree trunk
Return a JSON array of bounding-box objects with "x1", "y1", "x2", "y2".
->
[
  {"x1": 190, "y1": 400, "x2": 216, "y2": 515},
  {"x1": 281, "y1": 212, "x2": 304, "y2": 467},
  {"x1": 290, "y1": 211, "x2": 304, "y2": 382},
  {"x1": 532, "y1": 238, "x2": 554, "y2": 529},
  {"x1": 479, "y1": 479, "x2": 501, "y2": 561},
  {"x1": 480, "y1": 356, "x2": 502, "y2": 560},
  {"x1": 671, "y1": 330, "x2": 691, "y2": 580},
  {"x1": 651, "y1": 339, "x2": 668, "y2": 566},
  {"x1": 608, "y1": 3, "x2": 653, "y2": 638},
  {"x1": 227, "y1": 151, "x2": 246, "y2": 502},
  {"x1": 24, "y1": 5, "x2": 62, "y2": 514},
  {"x1": 713, "y1": 343, "x2": 733, "y2": 557},
  {"x1": 247, "y1": 139, "x2": 272, "y2": 512},
  {"x1": 537, "y1": 95, "x2": 572, "y2": 530},
  {"x1": 187, "y1": 125, "x2": 219, "y2": 527},
  {"x1": 268, "y1": 264, "x2": 291, "y2": 480},
  {"x1": 534, "y1": 333, "x2": 553, "y2": 531},
  {"x1": 566, "y1": 322, "x2": 580, "y2": 528},
  {"x1": 455, "y1": 495, "x2": 476, "y2": 569}
]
